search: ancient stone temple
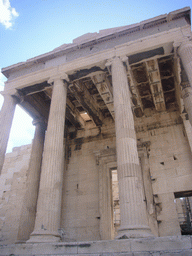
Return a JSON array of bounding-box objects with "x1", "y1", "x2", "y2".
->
[{"x1": 0, "y1": 6, "x2": 192, "y2": 256}]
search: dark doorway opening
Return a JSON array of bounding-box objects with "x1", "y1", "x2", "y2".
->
[
  {"x1": 111, "y1": 169, "x2": 120, "y2": 237},
  {"x1": 174, "y1": 191, "x2": 192, "y2": 235}
]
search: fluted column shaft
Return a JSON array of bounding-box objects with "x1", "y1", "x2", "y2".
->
[
  {"x1": 111, "y1": 57, "x2": 151, "y2": 238},
  {"x1": 17, "y1": 119, "x2": 46, "y2": 242},
  {"x1": 0, "y1": 94, "x2": 17, "y2": 174},
  {"x1": 181, "y1": 114, "x2": 192, "y2": 152},
  {"x1": 178, "y1": 41, "x2": 192, "y2": 126},
  {"x1": 28, "y1": 78, "x2": 67, "y2": 243}
]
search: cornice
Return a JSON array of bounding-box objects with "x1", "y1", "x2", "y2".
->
[
  {"x1": 3, "y1": 25, "x2": 189, "y2": 95},
  {"x1": 1, "y1": 7, "x2": 190, "y2": 78}
]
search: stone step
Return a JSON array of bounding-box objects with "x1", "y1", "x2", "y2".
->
[{"x1": 0, "y1": 236, "x2": 192, "y2": 256}]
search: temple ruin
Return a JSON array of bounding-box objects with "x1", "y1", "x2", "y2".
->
[{"x1": 0, "y1": 6, "x2": 192, "y2": 255}]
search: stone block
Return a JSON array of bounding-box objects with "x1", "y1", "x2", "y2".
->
[
  {"x1": 77, "y1": 239, "x2": 131, "y2": 254},
  {"x1": 169, "y1": 175, "x2": 192, "y2": 193},
  {"x1": 152, "y1": 177, "x2": 167, "y2": 194},
  {"x1": 159, "y1": 251, "x2": 192, "y2": 256},
  {"x1": 32, "y1": 242, "x2": 78, "y2": 255},
  {"x1": 14, "y1": 243, "x2": 33, "y2": 255},
  {"x1": 133, "y1": 253, "x2": 159, "y2": 256},
  {"x1": 0, "y1": 244, "x2": 15, "y2": 255},
  {"x1": 158, "y1": 220, "x2": 181, "y2": 236},
  {"x1": 130, "y1": 236, "x2": 191, "y2": 252}
]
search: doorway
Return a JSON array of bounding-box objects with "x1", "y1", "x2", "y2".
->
[
  {"x1": 111, "y1": 169, "x2": 121, "y2": 237},
  {"x1": 174, "y1": 191, "x2": 192, "y2": 235}
]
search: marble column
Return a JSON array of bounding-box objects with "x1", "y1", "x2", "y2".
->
[
  {"x1": 140, "y1": 148, "x2": 158, "y2": 237},
  {"x1": 111, "y1": 57, "x2": 152, "y2": 238},
  {"x1": 178, "y1": 41, "x2": 192, "y2": 126},
  {"x1": 0, "y1": 94, "x2": 17, "y2": 174},
  {"x1": 17, "y1": 119, "x2": 46, "y2": 242},
  {"x1": 28, "y1": 77, "x2": 68, "y2": 243},
  {"x1": 181, "y1": 114, "x2": 192, "y2": 152}
]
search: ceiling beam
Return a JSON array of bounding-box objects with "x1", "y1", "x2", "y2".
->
[
  {"x1": 145, "y1": 59, "x2": 166, "y2": 112},
  {"x1": 66, "y1": 98, "x2": 85, "y2": 128},
  {"x1": 44, "y1": 87, "x2": 84, "y2": 129},
  {"x1": 91, "y1": 73, "x2": 115, "y2": 120},
  {"x1": 22, "y1": 93, "x2": 50, "y2": 121},
  {"x1": 69, "y1": 80, "x2": 104, "y2": 126},
  {"x1": 65, "y1": 107, "x2": 82, "y2": 129},
  {"x1": 127, "y1": 65, "x2": 144, "y2": 117}
]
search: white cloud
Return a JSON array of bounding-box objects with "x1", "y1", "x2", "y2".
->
[{"x1": 0, "y1": 0, "x2": 19, "y2": 29}]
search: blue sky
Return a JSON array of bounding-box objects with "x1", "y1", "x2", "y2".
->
[{"x1": 0, "y1": 0, "x2": 192, "y2": 152}]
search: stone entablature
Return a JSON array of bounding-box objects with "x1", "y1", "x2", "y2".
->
[{"x1": 2, "y1": 7, "x2": 190, "y2": 81}]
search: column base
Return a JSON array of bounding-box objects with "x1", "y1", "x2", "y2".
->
[
  {"x1": 27, "y1": 230, "x2": 61, "y2": 243},
  {"x1": 15, "y1": 240, "x2": 27, "y2": 244},
  {"x1": 116, "y1": 225, "x2": 153, "y2": 239}
]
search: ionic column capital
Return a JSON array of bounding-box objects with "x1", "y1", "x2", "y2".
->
[
  {"x1": 119, "y1": 55, "x2": 128, "y2": 63},
  {"x1": 106, "y1": 56, "x2": 128, "y2": 65},
  {"x1": 105, "y1": 59, "x2": 113, "y2": 73},
  {"x1": 32, "y1": 118, "x2": 46, "y2": 128},
  {"x1": 176, "y1": 38, "x2": 192, "y2": 126},
  {"x1": 181, "y1": 81, "x2": 191, "y2": 90},
  {"x1": 106, "y1": 56, "x2": 129, "y2": 74},
  {"x1": 173, "y1": 38, "x2": 192, "y2": 50},
  {"x1": 1, "y1": 93, "x2": 20, "y2": 105},
  {"x1": 178, "y1": 40, "x2": 192, "y2": 54},
  {"x1": 120, "y1": 56, "x2": 129, "y2": 72},
  {"x1": 181, "y1": 84, "x2": 192, "y2": 99},
  {"x1": 48, "y1": 73, "x2": 69, "y2": 85},
  {"x1": 180, "y1": 84, "x2": 192, "y2": 126},
  {"x1": 180, "y1": 113, "x2": 188, "y2": 121}
]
